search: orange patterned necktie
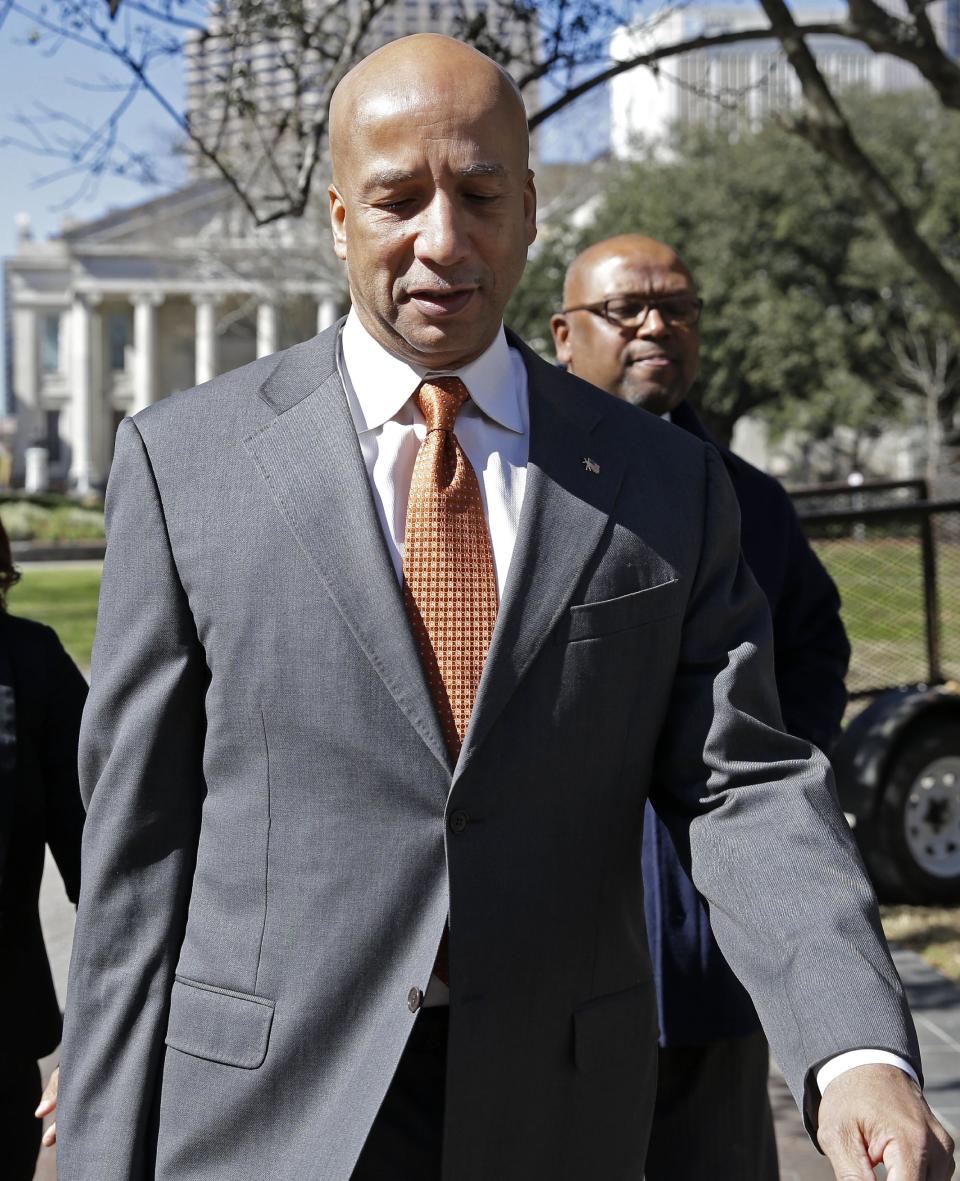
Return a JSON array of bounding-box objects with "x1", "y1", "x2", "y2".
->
[
  {"x1": 403, "y1": 377, "x2": 499, "y2": 759},
  {"x1": 402, "y1": 377, "x2": 499, "y2": 986}
]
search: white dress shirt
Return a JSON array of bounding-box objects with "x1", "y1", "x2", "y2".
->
[
  {"x1": 339, "y1": 308, "x2": 528, "y2": 596},
  {"x1": 337, "y1": 310, "x2": 916, "y2": 1095}
]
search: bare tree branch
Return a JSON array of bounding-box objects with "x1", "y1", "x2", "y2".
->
[
  {"x1": 757, "y1": 0, "x2": 960, "y2": 323},
  {"x1": 5, "y1": 0, "x2": 960, "y2": 242},
  {"x1": 889, "y1": 321, "x2": 959, "y2": 479},
  {"x1": 527, "y1": 20, "x2": 846, "y2": 130},
  {"x1": 114, "y1": 2, "x2": 205, "y2": 31},
  {"x1": 846, "y1": 0, "x2": 960, "y2": 108}
]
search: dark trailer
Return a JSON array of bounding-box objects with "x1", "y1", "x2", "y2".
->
[{"x1": 793, "y1": 478, "x2": 960, "y2": 903}]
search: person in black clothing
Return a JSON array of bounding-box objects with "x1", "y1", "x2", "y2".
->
[
  {"x1": 551, "y1": 234, "x2": 851, "y2": 1181},
  {"x1": 0, "y1": 519, "x2": 87, "y2": 1179}
]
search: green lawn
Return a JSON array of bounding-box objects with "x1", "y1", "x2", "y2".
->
[
  {"x1": 810, "y1": 537, "x2": 960, "y2": 694},
  {"x1": 4, "y1": 536, "x2": 959, "y2": 692},
  {"x1": 7, "y1": 564, "x2": 102, "y2": 672}
]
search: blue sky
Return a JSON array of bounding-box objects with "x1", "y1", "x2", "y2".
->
[
  {"x1": 0, "y1": 7, "x2": 184, "y2": 380},
  {"x1": 0, "y1": 8, "x2": 184, "y2": 238}
]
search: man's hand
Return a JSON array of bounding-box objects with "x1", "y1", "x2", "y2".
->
[
  {"x1": 35, "y1": 1065, "x2": 59, "y2": 1147},
  {"x1": 818, "y1": 1064, "x2": 954, "y2": 1179}
]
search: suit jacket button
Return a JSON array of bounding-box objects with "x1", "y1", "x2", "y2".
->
[
  {"x1": 449, "y1": 810, "x2": 469, "y2": 834},
  {"x1": 408, "y1": 987, "x2": 423, "y2": 1013}
]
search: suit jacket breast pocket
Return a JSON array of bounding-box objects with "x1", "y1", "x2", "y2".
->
[
  {"x1": 165, "y1": 976, "x2": 275, "y2": 1069},
  {"x1": 559, "y1": 579, "x2": 682, "y2": 644}
]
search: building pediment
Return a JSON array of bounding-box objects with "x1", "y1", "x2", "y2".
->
[
  {"x1": 60, "y1": 179, "x2": 237, "y2": 248},
  {"x1": 8, "y1": 176, "x2": 341, "y2": 299},
  {"x1": 59, "y1": 179, "x2": 332, "y2": 257}
]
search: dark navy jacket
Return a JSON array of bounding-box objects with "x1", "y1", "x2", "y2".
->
[
  {"x1": 0, "y1": 613, "x2": 87, "y2": 1058},
  {"x1": 644, "y1": 400, "x2": 851, "y2": 1045}
]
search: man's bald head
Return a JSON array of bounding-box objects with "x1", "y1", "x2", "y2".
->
[
  {"x1": 330, "y1": 35, "x2": 529, "y2": 186},
  {"x1": 551, "y1": 234, "x2": 701, "y2": 415},
  {"x1": 327, "y1": 34, "x2": 536, "y2": 369},
  {"x1": 562, "y1": 235, "x2": 695, "y2": 309}
]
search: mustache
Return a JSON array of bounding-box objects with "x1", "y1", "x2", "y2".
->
[
  {"x1": 625, "y1": 346, "x2": 678, "y2": 362},
  {"x1": 398, "y1": 276, "x2": 482, "y2": 298}
]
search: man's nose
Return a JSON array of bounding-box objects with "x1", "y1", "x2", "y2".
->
[
  {"x1": 637, "y1": 307, "x2": 670, "y2": 338},
  {"x1": 413, "y1": 195, "x2": 470, "y2": 267}
]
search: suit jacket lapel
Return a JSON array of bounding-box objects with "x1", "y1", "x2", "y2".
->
[
  {"x1": 244, "y1": 322, "x2": 452, "y2": 775},
  {"x1": 457, "y1": 338, "x2": 625, "y2": 772}
]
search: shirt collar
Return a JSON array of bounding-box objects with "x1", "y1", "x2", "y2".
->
[{"x1": 340, "y1": 307, "x2": 523, "y2": 435}]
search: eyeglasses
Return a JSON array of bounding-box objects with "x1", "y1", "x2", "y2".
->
[{"x1": 561, "y1": 295, "x2": 703, "y2": 329}]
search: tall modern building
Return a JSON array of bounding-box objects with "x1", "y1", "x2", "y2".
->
[
  {"x1": 184, "y1": 0, "x2": 538, "y2": 178},
  {"x1": 609, "y1": 1, "x2": 948, "y2": 155}
]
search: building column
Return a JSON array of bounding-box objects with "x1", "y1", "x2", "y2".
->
[
  {"x1": 69, "y1": 293, "x2": 98, "y2": 494},
  {"x1": 194, "y1": 296, "x2": 219, "y2": 385},
  {"x1": 13, "y1": 306, "x2": 40, "y2": 445},
  {"x1": 257, "y1": 299, "x2": 279, "y2": 358},
  {"x1": 131, "y1": 292, "x2": 164, "y2": 414},
  {"x1": 20, "y1": 307, "x2": 39, "y2": 404},
  {"x1": 316, "y1": 295, "x2": 339, "y2": 334}
]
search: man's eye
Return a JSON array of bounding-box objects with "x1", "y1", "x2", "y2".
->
[
  {"x1": 612, "y1": 302, "x2": 646, "y2": 319},
  {"x1": 660, "y1": 300, "x2": 698, "y2": 318}
]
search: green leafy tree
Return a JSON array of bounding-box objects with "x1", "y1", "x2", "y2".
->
[{"x1": 511, "y1": 92, "x2": 959, "y2": 474}]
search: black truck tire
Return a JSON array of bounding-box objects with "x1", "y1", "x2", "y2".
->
[{"x1": 862, "y1": 715, "x2": 960, "y2": 904}]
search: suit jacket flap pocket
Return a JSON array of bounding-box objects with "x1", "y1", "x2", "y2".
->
[
  {"x1": 574, "y1": 980, "x2": 655, "y2": 1073},
  {"x1": 165, "y1": 976, "x2": 274, "y2": 1069},
  {"x1": 562, "y1": 579, "x2": 681, "y2": 643}
]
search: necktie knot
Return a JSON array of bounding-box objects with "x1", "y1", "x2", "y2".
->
[{"x1": 416, "y1": 377, "x2": 469, "y2": 434}]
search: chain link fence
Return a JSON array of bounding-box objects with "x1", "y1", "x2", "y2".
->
[{"x1": 791, "y1": 480, "x2": 960, "y2": 703}]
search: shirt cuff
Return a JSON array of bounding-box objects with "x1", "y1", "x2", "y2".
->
[{"x1": 816, "y1": 1050, "x2": 920, "y2": 1095}]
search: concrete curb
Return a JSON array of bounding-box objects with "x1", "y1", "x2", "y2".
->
[{"x1": 12, "y1": 540, "x2": 106, "y2": 563}]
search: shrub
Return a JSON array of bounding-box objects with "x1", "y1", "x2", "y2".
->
[{"x1": 0, "y1": 502, "x2": 105, "y2": 542}]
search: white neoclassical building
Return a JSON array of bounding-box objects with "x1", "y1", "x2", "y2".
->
[{"x1": 5, "y1": 178, "x2": 346, "y2": 492}]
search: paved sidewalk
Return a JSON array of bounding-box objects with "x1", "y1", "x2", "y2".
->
[
  {"x1": 771, "y1": 944, "x2": 960, "y2": 1180},
  {"x1": 32, "y1": 855, "x2": 960, "y2": 1179},
  {"x1": 896, "y1": 945, "x2": 960, "y2": 1145},
  {"x1": 770, "y1": 1063, "x2": 834, "y2": 1181}
]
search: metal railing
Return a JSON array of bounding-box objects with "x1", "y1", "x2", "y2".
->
[
  {"x1": 793, "y1": 491, "x2": 960, "y2": 700},
  {"x1": 790, "y1": 478, "x2": 929, "y2": 515}
]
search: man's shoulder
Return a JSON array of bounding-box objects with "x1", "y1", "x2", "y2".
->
[
  {"x1": 509, "y1": 332, "x2": 708, "y2": 465},
  {"x1": 0, "y1": 612, "x2": 74, "y2": 693},
  {"x1": 719, "y1": 442, "x2": 796, "y2": 522},
  {"x1": 1, "y1": 611, "x2": 59, "y2": 654},
  {"x1": 132, "y1": 321, "x2": 343, "y2": 445},
  {"x1": 672, "y1": 402, "x2": 795, "y2": 520}
]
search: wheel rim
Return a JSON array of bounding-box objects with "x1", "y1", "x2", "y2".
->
[{"x1": 904, "y1": 757, "x2": 960, "y2": 878}]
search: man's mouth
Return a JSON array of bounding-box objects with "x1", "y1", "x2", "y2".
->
[
  {"x1": 628, "y1": 353, "x2": 675, "y2": 368},
  {"x1": 407, "y1": 288, "x2": 477, "y2": 317}
]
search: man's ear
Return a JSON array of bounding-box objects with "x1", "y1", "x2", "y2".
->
[
  {"x1": 550, "y1": 313, "x2": 572, "y2": 366},
  {"x1": 524, "y1": 170, "x2": 538, "y2": 247},
  {"x1": 329, "y1": 185, "x2": 348, "y2": 261}
]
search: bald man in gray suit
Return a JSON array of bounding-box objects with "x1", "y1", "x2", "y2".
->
[{"x1": 56, "y1": 33, "x2": 951, "y2": 1181}]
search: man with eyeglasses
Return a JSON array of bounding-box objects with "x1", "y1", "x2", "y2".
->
[{"x1": 552, "y1": 234, "x2": 853, "y2": 1180}]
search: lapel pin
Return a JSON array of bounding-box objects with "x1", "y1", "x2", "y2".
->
[{"x1": 581, "y1": 457, "x2": 601, "y2": 475}]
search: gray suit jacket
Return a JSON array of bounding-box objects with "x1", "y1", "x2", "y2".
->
[{"x1": 58, "y1": 320, "x2": 919, "y2": 1181}]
